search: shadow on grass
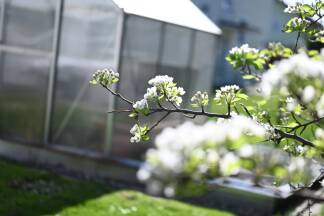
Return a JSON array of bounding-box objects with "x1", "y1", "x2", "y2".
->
[{"x1": 0, "y1": 159, "x2": 114, "y2": 216}]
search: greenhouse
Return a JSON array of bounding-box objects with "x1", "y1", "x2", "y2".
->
[{"x1": 0, "y1": 0, "x2": 221, "y2": 170}]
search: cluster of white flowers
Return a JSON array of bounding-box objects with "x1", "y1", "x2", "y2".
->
[
  {"x1": 284, "y1": 3, "x2": 302, "y2": 14},
  {"x1": 167, "y1": 86, "x2": 185, "y2": 106},
  {"x1": 229, "y1": 44, "x2": 259, "y2": 55},
  {"x1": 130, "y1": 124, "x2": 148, "y2": 143},
  {"x1": 144, "y1": 86, "x2": 158, "y2": 100},
  {"x1": 239, "y1": 144, "x2": 287, "y2": 174},
  {"x1": 290, "y1": 17, "x2": 310, "y2": 28},
  {"x1": 148, "y1": 75, "x2": 174, "y2": 86},
  {"x1": 286, "y1": 97, "x2": 298, "y2": 112},
  {"x1": 214, "y1": 85, "x2": 240, "y2": 102},
  {"x1": 130, "y1": 124, "x2": 142, "y2": 143},
  {"x1": 302, "y1": 85, "x2": 316, "y2": 103},
  {"x1": 90, "y1": 68, "x2": 119, "y2": 86},
  {"x1": 288, "y1": 157, "x2": 318, "y2": 185},
  {"x1": 261, "y1": 53, "x2": 324, "y2": 119},
  {"x1": 137, "y1": 115, "x2": 266, "y2": 196},
  {"x1": 133, "y1": 75, "x2": 185, "y2": 112},
  {"x1": 260, "y1": 122, "x2": 279, "y2": 140},
  {"x1": 133, "y1": 99, "x2": 148, "y2": 110},
  {"x1": 190, "y1": 91, "x2": 209, "y2": 108},
  {"x1": 147, "y1": 75, "x2": 185, "y2": 106},
  {"x1": 260, "y1": 53, "x2": 324, "y2": 99},
  {"x1": 314, "y1": 30, "x2": 324, "y2": 38}
]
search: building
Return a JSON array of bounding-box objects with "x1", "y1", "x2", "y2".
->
[
  {"x1": 192, "y1": 0, "x2": 297, "y2": 87},
  {"x1": 0, "y1": 0, "x2": 221, "y2": 180}
]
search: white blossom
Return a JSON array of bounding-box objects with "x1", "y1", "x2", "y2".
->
[
  {"x1": 296, "y1": 145, "x2": 305, "y2": 154},
  {"x1": 137, "y1": 167, "x2": 151, "y2": 182},
  {"x1": 229, "y1": 44, "x2": 259, "y2": 55},
  {"x1": 130, "y1": 124, "x2": 144, "y2": 143},
  {"x1": 302, "y1": 85, "x2": 315, "y2": 103},
  {"x1": 164, "y1": 186, "x2": 176, "y2": 197},
  {"x1": 314, "y1": 30, "x2": 324, "y2": 38},
  {"x1": 91, "y1": 68, "x2": 119, "y2": 86},
  {"x1": 219, "y1": 152, "x2": 239, "y2": 176},
  {"x1": 148, "y1": 75, "x2": 173, "y2": 86},
  {"x1": 286, "y1": 97, "x2": 297, "y2": 112},
  {"x1": 214, "y1": 85, "x2": 240, "y2": 102},
  {"x1": 284, "y1": 3, "x2": 302, "y2": 14},
  {"x1": 133, "y1": 99, "x2": 148, "y2": 110},
  {"x1": 290, "y1": 17, "x2": 310, "y2": 27},
  {"x1": 147, "y1": 75, "x2": 185, "y2": 106},
  {"x1": 191, "y1": 91, "x2": 209, "y2": 107},
  {"x1": 144, "y1": 86, "x2": 158, "y2": 100}
]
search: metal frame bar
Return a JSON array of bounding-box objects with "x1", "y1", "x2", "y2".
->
[
  {"x1": 103, "y1": 9, "x2": 126, "y2": 156},
  {"x1": 0, "y1": 0, "x2": 5, "y2": 42},
  {"x1": 43, "y1": 0, "x2": 63, "y2": 144}
]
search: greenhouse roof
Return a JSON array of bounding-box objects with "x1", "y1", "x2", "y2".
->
[{"x1": 112, "y1": 0, "x2": 222, "y2": 35}]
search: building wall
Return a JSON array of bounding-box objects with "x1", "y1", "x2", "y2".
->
[{"x1": 193, "y1": 0, "x2": 297, "y2": 87}]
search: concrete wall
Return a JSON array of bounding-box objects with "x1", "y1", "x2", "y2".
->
[{"x1": 0, "y1": 139, "x2": 138, "y2": 183}]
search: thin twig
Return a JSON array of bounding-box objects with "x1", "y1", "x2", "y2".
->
[
  {"x1": 102, "y1": 85, "x2": 133, "y2": 105},
  {"x1": 147, "y1": 112, "x2": 171, "y2": 133},
  {"x1": 288, "y1": 117, "x2": 324, "y2": 133},
  {"x1": 294, "y1": 32, "x2": 301, "y2": 53},
  {"x1": 240, "y1": 103, "x2": 253, "y2": 118},
  {"x1": 107, "y1": 110, "x2": 132, "y2": 114}
]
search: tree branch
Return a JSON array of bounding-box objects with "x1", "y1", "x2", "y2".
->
[
  {"x1": 288, "y1": 117, "x2": 324, "y2": 133},
  {"x1": 275, "y1": 129, "x2": 316, "y2": 148}
]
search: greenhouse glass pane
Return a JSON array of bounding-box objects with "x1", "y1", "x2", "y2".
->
[
  {"x1": 190, "y1": 32, "x2": 217, "y2": 96},
  {"x1": 111, "y1": 16, "x2": 162, "y2": 159},
  {"x1": 2, "y1": 0, "x2": 56, "y2": 51},
  {"x1": 50, "y1": 0, "x2": 119, "y2": 152},
  {"x1": 0, "y1": 52, "x2": 50, "y2": 143},
  {"x1": 159, "y1": 24, "x2": 192, "y2": 104}
]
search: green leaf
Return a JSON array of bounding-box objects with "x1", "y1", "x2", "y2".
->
[
  {"x1": 89, "y1": 80, "x2": 98, "y2": 85},
  {"x1": 301, "y1": 4, "x2": 316, "y2": 17},
  {"x1": 243, "y1": 75, "x2": 256, "y2": 80},
  {"x1": 128, "y1": 112, "x2": 138, "y2": 118},
  {"x1": 236, "y1": 93, "x2": 249, "y2": 100},
  {"x1": 142, "y1": 135, "x2": 150, "y2": 141}
]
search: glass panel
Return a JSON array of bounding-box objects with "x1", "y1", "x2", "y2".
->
[
  {"x1": 111, "y1": 16, "x2": 162, "y2": 159},
  {"x1": 0, "y1": 52, "x2": 50, "y2": 143},
  {"x1": 158, "y1": 25, "x2": 192, "y2": 109},
  {"x1": 50, "y1": 0, "x2": 119, "y2": 152},
  {"x1": 190, "y1": 32, "x2": 217, "y2": 96},
  {"x1": 3, "y1": 0, "x2": 56, "y2": 51}
]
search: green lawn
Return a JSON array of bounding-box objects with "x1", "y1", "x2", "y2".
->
[{"x1": 0, "y1": 159, "x2": 233, "y2": 216}]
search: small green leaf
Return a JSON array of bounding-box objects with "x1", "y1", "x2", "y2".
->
[
  {"x1": 89, "y1": 80, "x2": 98, "y2": 85},
  {"x1": 243, "y1": 75, "x2": 256, "y2": 80},
  {"x1": 128, "y1": 112, "x2": 138, "y2": 118}
]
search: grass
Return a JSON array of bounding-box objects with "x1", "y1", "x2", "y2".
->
[{"x1": 0, "y1": 159, "x2": 233, "y2": 216}]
